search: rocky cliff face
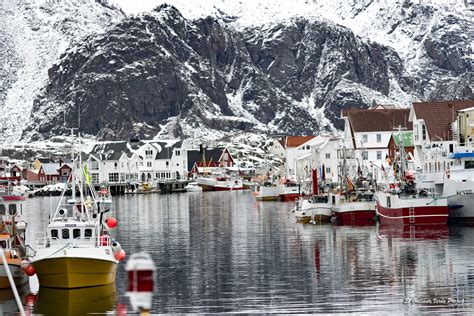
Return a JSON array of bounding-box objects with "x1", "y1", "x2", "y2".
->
[
  {"x1": 24, "y1": 5, "x2": 423, "y2": 142},
  {"x1": 0, "y1": 0, "x2": 124, "y2": 143},
  {"x1": 5, "y1": 1, "x2": 472, "y2": 143}
]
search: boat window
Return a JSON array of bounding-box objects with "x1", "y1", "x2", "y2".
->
[
  {"x1": 9, "y1": 204, "x2": 17, "y2": 216},
  {"x1": 0, "y1": 205, "x2": 5, "y2": 215},
  {"x1": 73, "y1": 229, "x2": 81, "y2": 239},
  {"x1": 387, "y1": 197, "x2": 391, "y2": 208},
  {"x1": 84, "y1": 229, "x2": 92, "y2": 238},
  {"x1": 0, "y1": 241, "x2": 6, "y2": 248},
  {"x1": 51, "y1": 229, "x2": 58, "y2": 239},
  {"x1": 62, "y1": 229, "x2": 70, "y2": 239}
]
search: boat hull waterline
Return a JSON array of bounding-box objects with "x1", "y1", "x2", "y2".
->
[
  {"x1": 376, "y1": 202, "x2": 449, "y2": 226},
  {"x1": 33, "y1": 257, "x2": 117, "y2": 289}
]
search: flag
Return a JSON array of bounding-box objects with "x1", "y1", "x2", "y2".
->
[{"x1": 83, "y1": 163, "x2": 91, "y2": 185}]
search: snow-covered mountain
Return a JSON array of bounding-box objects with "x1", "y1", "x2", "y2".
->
[
  {"x1": 1, "y1": 0, "x2": 472, "y2": 145},
  {"x1": 0, "y1": 0, "x2": 124, "y2": 143}
]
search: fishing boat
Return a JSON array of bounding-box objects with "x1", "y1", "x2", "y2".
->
[
  {"x1": 184, "y1": 182, "x2": 202, "y2": 192},
  {"x1": 417, "y1": 149, "x2": 474, "y2": 222},
  {"x1": 214, "y1": 176, "x2": 243, "y2": 191},
  {"x1": 0, "y1": 182, "x2": 28, "y2": 289},
  {"x1": 195, "y1": 176, "x2": 218, "y2": 191},
  {"x1": 254, "y1": 182, "x2": 280, "y2": 201},
  {"x1": 293, "y1": 170, "x2": 332, "y2": 223},
  {"x1": 278, "y1": 180, "x2": 300, "y2": 202},
  {"x1": 332, "y1": 148, "x2": 376, "y2": 224},
  {"x1": 30, "y1": 138, "x2": 126, "y2": 289},
  {"x1": 375, "y1": 127, "x2": 449, "y2": 226}
]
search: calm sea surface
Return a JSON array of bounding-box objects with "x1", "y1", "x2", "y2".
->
[{"x1": 8, "y1": 191, "x2": 474, "y2": 314}]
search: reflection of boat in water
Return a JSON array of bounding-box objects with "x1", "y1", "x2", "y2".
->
[
  {"x1": 377, "y1": 224, "x2": 449, "y2": 240},
  {"x1": 34, "y1": 283, "x2": 117, "y2": 316}
]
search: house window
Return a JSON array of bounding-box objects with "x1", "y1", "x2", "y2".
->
[
  {"x1": 114, "y1": 162, "x2": 118, "y2": 170},
  {"x1": 377, "y1": 151, "x2": 382, "y2": 160},
  {"x1": 175, "y1": 150, "x2": 180, "y2": 156},
  {"x1": 108, "y1": 173, "x2": 119, "y2": 182},
  {"x1": 166, "y1": 161, "x2": 169, "y2": 168},
  {"x1": 121, "y1": 162, "x2": 124, "y2": 168},
  {"x1": 147, "y1": 162, "x2": 152, "y2": 168},
  {"x1": 120, "y1": 173, "x2": 125, "y2": 182},
  {"x1": 91, "y1": 160, "x2": 99, "y2": 170},
  {"x1": 362, "y1": 134, "x2": 368, "y2": 143},
  {"x1": 422, "y1": 125, "x2": 427, "y2": 141},
  {"x1": 145, "y1": 150, "x2": 153, "y2": 158},
  {"x1": 91, "y1": 173, "x2": 99, "y2": 183},
  {"x1": 325, "y1": 153, "x2": 330, "y2": 159},
  {"x1": 376, "y1": 134, "x2": 381, "y2": 143},
  {"x1": 325, "y1": 167, "x2": 331, "y2": 173},
  {"x1": 362, "y1": 151, "x2": 368, "y2": 160}
]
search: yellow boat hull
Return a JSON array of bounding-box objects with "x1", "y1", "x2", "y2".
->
[{"x1": 33, "y1": 257, "x2": 117, "y2": 289}]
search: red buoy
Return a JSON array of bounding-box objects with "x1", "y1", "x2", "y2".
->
[
  {"x1": 106, "y1": 217, "x2": 118, "y2": 229},
  {"x1": 115, "y1": 249, "x2": 126, "y2": 261},
  {"x1": 25, "y1": 265, "x2": 36, "y2": 276}
]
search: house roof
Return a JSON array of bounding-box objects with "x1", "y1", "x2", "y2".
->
[
  {"x1": 152, "y1": 140, "x2": 182, "y2": 159},
  {"x1": 282, "y1": 136, "x2": 315, "y2": 148},
  {"x1": 345, "y1": 108, "x2": 412, "y2": 133},
  {"x1": 392, "y1": 131, "x2": 413, "y2": 147},
  {"x1": 90, "y1": 141, "x2": 132, "y2": 161},
  {"x1": 412, "y1": 100, "x2": 474, "y2": 141},
  {"x1": 41, "y1": 163, "x2": 60, "y2": 175}
]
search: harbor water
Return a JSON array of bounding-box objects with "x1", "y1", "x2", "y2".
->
[{"x1": 11, "y1": 191, "x2": 474, "y2": 313}]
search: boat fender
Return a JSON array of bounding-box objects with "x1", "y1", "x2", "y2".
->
[
  {"x1": 20, "y1": 260, "x2": 30, "y2": 270},
  {"x1": 105, "y1": 217, "x2": 118, "y2": 229},
  {"x1": 114, "y1": 249, "x2": 126, "y2": 261},
  {"x1": 111, "y1": 241, "x2": 122, "y2": 253},
  {"x1": 16, "y1": 221, "x2": 27, "y2": 230},
  {"x1": 25, "y1": 265, "x2": 36, "y2": 276}
]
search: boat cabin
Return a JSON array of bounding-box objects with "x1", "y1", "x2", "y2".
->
[{"x1": 46, "y1": 222, "x2": 101, "y2": 247}]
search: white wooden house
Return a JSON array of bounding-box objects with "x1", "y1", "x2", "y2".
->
[{"x1": 87, "y1": 139, "x2": 187, "y2": 184}]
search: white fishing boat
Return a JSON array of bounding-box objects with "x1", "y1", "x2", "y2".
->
[
  {"x1": 214, "y1": 176, "x2": 243, "y2": 191},
  {"x1": 184, "y1": 182, "x2": 202, "y2": 192},
  {"x1": 293, "y1": 170, "x2": 332, "y2": 223},
  {"x1": 254, "y1": 182, "x2": 280, "y2": 201},
  {"x1": 30, "y1": 134, "x2": 126, "y2": 289}
]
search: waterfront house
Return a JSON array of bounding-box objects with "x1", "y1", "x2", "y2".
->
[
  {"x1": 409, "y1": 100, "x2": 474, "y2": 173},
  {"x1": 388, "y1": 131, "x2": 414, "y2": 161},
  {"x1": 189, "y1": 147, "x2": 235, "y2": 174},
  {"x1": 342, "y1": 106, "x2": 411, "y2": 178},
  {"x1": 88, "y1": 139, "x2": 187, "y2": 184},
  {"x1": 36, "y1": 162, "x2": 72, "y2": 183},
  {"x1": 275, "y1": 136, "x2": 315, "y2": 179}
]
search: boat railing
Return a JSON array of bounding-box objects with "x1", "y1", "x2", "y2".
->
[{"x1": 35, "y1": 237, "x2": 63, "y2": 249}]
